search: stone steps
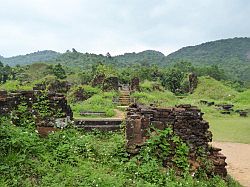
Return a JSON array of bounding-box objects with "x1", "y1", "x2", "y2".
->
[
  {"x1": 119, "y1": 90, "x2": 131, "y2": 106},
  {"x1": 74, "y1": 118, "x2": 123, "y2": 131}
]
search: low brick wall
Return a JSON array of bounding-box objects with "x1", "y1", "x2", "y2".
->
[
  {"x1": 126, "y1": 103, "x2": 227, "y2": 177},
  {"x1": 0, "y1": 90, "x2": 73, "y2": 133}
]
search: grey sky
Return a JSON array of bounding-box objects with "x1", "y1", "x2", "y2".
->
[{"x1": 0, "y1": 0, "x2": 249, "y2": 57}]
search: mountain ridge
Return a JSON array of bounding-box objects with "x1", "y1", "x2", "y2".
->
[
  {"x1": 1, "y1": 37, "x2": 250, "y2": 81},
  {"x1": 0, "y1": 50, "x2": 60, "y2": 66}
]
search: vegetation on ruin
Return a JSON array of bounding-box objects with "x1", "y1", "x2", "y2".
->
[{"x1": 0, "y1": 118, "x2": 241, "y2": 187}]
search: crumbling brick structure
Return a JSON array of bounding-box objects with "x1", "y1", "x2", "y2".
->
[
  {"x1": 33, "y1": 80, "x2": 71, "y2": 93},
  {"x1": 92, "y1": 74, "x2": 105, "y2": 87},
  {"x1": 126, "y1": 103, "x2": 227, "y2": 177},
  {"x1": 0, "y1": 90, "x2": 73, "y2": 136},
  {"x1": 189, "y1": 73, "x2": 198, "y2": 93},
  {"x1": 103, "y1": 77, "x2": 119, "y2": 91},
  {"x1": 130, "y1": 77, "x2": 140, "y2": 91}
]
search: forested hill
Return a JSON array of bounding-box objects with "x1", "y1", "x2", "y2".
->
[
  {"x1": 114, "y1": 50, "x2": 165, "y2": 66},
  {"x1": 167, "y1": 37, "x2": 250, "y2": 65},
  {"x1": 166, "y1": 37, "x2": 250, "y2": 81},
  {"x1": 0, "y1": 50, "x2": 60, "y2": 66},
  {"x1": 1, "y1": 37, "x2": 250, "y2": 81}
]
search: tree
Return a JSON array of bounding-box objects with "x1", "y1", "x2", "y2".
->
[
  {"x1": 1, "y1": 65, "x2": 12, "y2": 83},
  {"x1": 72, "y1": 48, "x2": 77, "y2": 53},
  {"x1": 106, "y1": 52, "x2": 111, "y2": 58},
  {"x1": 196, "y1": 65, "x2": 226, "y2": 81},
  {"x1": 161, "y1": 68, "x2": 184, "y2": 93},
  {"x1": 173, "y1": 61, "x2": 194, "y2": 73},
  {"x1": 52, "y1": 63, "x2": 67, "y2": 79}
]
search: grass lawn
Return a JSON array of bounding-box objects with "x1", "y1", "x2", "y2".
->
[{"x1": 206, "y1": 116, "x2": 250, "y2": 144}]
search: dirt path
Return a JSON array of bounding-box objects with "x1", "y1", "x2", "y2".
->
[
  {"x1": 212, "y1": 142, "x2": 250, "y2": 187},
  {"x1": 114, "y1": 109, "x2": 125, "y2": 119}
]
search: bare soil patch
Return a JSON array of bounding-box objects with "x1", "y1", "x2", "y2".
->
[{"x1": 212, "y1": 142, "x2": 250, "y2": 187}]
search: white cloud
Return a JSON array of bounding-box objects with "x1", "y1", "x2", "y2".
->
[{"x1": 0, "y1": 0, "x2": 249, "y2": 57}]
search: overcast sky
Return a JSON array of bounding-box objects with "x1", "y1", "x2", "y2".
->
[{"x1": 0, "y1": 0, "x2": 249, "y2": 57}]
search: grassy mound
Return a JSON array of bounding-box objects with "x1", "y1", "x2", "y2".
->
[
  {"x1": 132, "y1": 90, "x2": 178, "y2": 107},
  {"x1": 191, "y1": 76, "x2": 237, "y2": 101}
]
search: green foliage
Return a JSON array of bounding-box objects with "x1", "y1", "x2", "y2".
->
[
  {"x1": 0, "y1": 80, "x2": 34, "y2": 91},
  {"x1": 162, "y1": 67, "x2": 185, "y2": 93},
  {"x1": 0, "y1": 50, "x2": 59, "y2": 66},
  {"x1": 167, "y1": 37, "x2": 250, "y2": 83},
  {"x1": 196, "y1": 65, "x2": 227, "y2": 81},
  {"x1": 92, "y1": 63, "x2": 117, "y2": 77},
  {"x1": 67, "y1": 85, "x2": 101, "y2": 103},
  {"x1": 140, "y1": 80, "x2": 163, "y2": 92},
  {"x1": 141, "y1": 128, "x2": 190, "y2": 173},
  {"x1": 32, "y1": 92, "x2": 60, "y2": 118},
  {"x1": 19, "y1": 62, "x2": 53, "y2": 82},
  {"x1": 0, "y1": 116, "x2": 241, "y2": 186},
  {"x1": 52, "y1": 63, "x2": 67, "y2": 79},
  {"x1": 2, "y1": 38, "x2": 250, "y2": 85},
  {"x1": 0, "y1": 64, "x2": 12, "y2": 83},
  {"x1": 10, "y1": 102, "x2": 35, "y2": 129}
]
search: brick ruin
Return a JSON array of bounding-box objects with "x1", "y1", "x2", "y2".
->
[
  {"x1": 126, "y1": 103, "x2": 227, "y2": 177},
  {"x1": 92, "y1": 74, "x2": 106, "y2": 87},
  {"x1": 103, "y1": 77, "x2": 119, "y2": 91},
  {"x1": 189, "y1": 73, "x2": 198, "y2": 94},
  {"x1": 33, "y1": 80, "x2": 71, "y2": 93},
  {"x1": 0, "y1": 90, "x2": 73, "y2": 136},
  {"x1": 130, "y1": 77, "x2": 140, "y2": 91},
  {"x1": 0, "y1": 86, "x2": 227, "y2": 177},
  {"x1": 91, "y1": 74, "x2": 140, "y2": 92}
]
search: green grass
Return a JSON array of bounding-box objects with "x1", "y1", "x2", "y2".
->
[
  {"x1": 71, "y1": 92, "x2": 118, "y2": 118},
  {"x1": 190, "y1": 76, "x2": 237, "y2": 101},
  {"x1": 233, "y1": 89, "x2": 250, "y2": 109},
  {"x1": 206, "y1": 116, "x2": 250, "y2": 144},
  {"x1": 0, "y1": 80, "x2": 34, "y2": 91},
  {"x1": 132, "y1": 90, "x2": 178, "y2": 106},
  {"x1": 140, "y1": 80, "x2": 164, "y2": 92}
]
